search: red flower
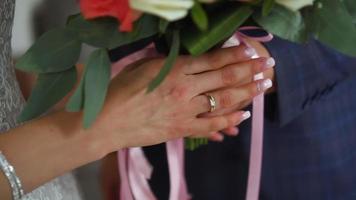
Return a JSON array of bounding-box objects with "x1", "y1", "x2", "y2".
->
[{"x1": 80, "y1": 0, "x2": 138, "y2": 32}]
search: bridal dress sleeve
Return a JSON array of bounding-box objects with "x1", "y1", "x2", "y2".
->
[
  {"x1": 0, "y1": 1, "x2": 82, "y2": 199},
  {"x1": 264, "y1": 37, "x2": 356, "y2": 126}
]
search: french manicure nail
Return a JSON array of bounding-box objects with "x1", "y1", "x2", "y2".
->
[
  {"x1": 265, "y1": 57, "x2": 275, "y2": 68},
  {"x1": 245, "y1": 47, "x2": 256, "y2": 57},
  {"x1": 242, "y1": 111, "x2": 251, "y2": 121},
  {"x1": 258, "y1": 79, "x2": 273, "y2": 91}
]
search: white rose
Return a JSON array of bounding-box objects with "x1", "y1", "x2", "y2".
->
[
  {"x1": 130, "y1": 0, "x2": 194, "y2": 21},
  {"x1": 275, "y1": 0, "x2": 315, "y2": 11}
]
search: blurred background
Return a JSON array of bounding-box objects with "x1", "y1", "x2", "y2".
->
[{"x1": 12, "y1": 1, "x2": 102, "y2": 199}]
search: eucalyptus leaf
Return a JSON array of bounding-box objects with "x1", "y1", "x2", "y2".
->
[
  {"x1": 16, "y1": 28, "x2": 81, "y2": 73},
  {"x1": 310, "y1": 0, "x2": 356, "y2": 56},
  {"x1": 18, "y1": 67, "x2": 77, "y2": 122},
  {"x1": 182, "y1": 5, "x2": 253, "y2": 56},
  {"x1": 66, "y1": 69, "x2": 86, "y2": 112},
  {"x1": 191, "y1": 2, "x2": 209, "y2": 31},
  {"x1": 68, "y1": 14, "x2": 159, "y2": 49},
  {"x1": 147, "y1": 30, "x2": 180, "y2": 92},
  {"x1": 254, "y1": 5, "x2": 308, "y2": 43},
  {"x1": 83, "y1": 49, "x2": 111, "y2": 128}
]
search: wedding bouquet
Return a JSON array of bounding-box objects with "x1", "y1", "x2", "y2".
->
[{"x1": 16, "y1": 0, "x2": 356, "y2": 146}]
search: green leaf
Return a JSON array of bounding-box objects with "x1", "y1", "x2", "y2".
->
[
  {"x1": 147, "y1": 30, "x2": 180, "y2": 92},
  {"x1": 159, "y1": 19, "x2": 169, "y2": 33},
  {"x1": 16, "y1": 28, "x2": 81, "y2": 73},
  {"x1": 67, "y1": 14, "x2": 159, "y2": 49},
  {"x1": 185, "y1": 138, "x2": 208, "y2": 151},
  {"x1": 83, "y1": 49, "x2": 111, "y2": 128},
  {"x1": 254, "y1": 5, "x2": 308, "y2": 43},
  {"x1": 182, "y1": 5, "x2": 253, "y2": 56},
  {"x1": 66, "y1": 70, "x2": 85, "y2": 112},
  {"x1": 18, "y1": 67, "x2": 77, "y2": 122},
  {"x1": 309, "y1": 0, "x2": 356, "y2": 56},
  {"x1": 343, "y1": 0, "x2": 356, "y2": 23},
  {"x1": 262, "y1": 0, "x2": 275, "y2": 16},
  {"x1": 191, "y1": 1, "x2": 209, "y2": 31},
  {"x1": 66, "y1": 13, "x2": 81, "y2": 25}
]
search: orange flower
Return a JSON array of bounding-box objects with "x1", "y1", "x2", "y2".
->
[{"x1": 80, "y1": 0, "x2": 140, "y2": 32}]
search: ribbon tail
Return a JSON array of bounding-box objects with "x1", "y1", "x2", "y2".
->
[
  {"x1": 118, "y1": 149, "x2": 134, "y2": 200},
  {"x1": 118, "y1": 148, "x2": 156, "y2": 200},
  {"x1": 246, "y1": 69, "x2": 264, "y2": 200},
  {"x1": 246, "y1": 91, "x2": 264, "y2": 200},
  {"x1": 235, "y1": 31, "x2": 268, "y2": 200},
  {"x1": 128, "y1": 147, "x2": 157, "y2": 200},
  {"x1": 167, "y1": 139, "x2": 191, "y2": 200}
]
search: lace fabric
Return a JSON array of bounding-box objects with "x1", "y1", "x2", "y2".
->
[{"x1": 0, "y1": 0, "x2": 83, "y2": 199}]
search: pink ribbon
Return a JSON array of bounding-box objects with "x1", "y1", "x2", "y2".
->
[
  {"x1": 166, "y1": 139, "x2": 191, "y2": 200},
  {"x1": 116, "y1": 27, "x2": 273, "y2": 200},
  {"x1": 234, "y1": 27, "x2": 273, "y2": 200},
  {"x1": 117, "y1": 140, "x2": 189, "y2": 200},
  {"x1": 118, "y1": 149, "x2": 133, "y2": 200}
]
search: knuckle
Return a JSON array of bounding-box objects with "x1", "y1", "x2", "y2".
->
[
  {"x1": 219, "y1": 90, "x2": 234, "y2": 108},
  {"x1": 227, "y1": 116, "x2": 236, "y2": 127},
  {"x1": 252, "y1": 58, "x2": 265, "y2": 73},
  {"x1": 209, "y1": 119, "x2": 222, "y2": 130},
  {"x1": 221, "y1": 66, "x2": 237, "y2": 85},
  {"x1": 247, "y1": 84, "x2": 259, "y2": 98},
  {"x1": 253, "y1": 58, "x2": 266, "y2": 73},
  {"x1": 207, "y1": 52, "x2": 222, "y2": 69},
  {"x1": 245, "y1": 62, "x2": 258, "y2": 77},
  {"x1": 193, "y1": 54, "x2": 214, "y2": 71},
  {"x1": 169, "y1": 84, "x2": 189, "y2": 100}
]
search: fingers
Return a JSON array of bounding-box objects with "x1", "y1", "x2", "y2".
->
[
  {"x1": 209, "y1": 132, "x2": 224, "y2": 142},
  {"x1": 190, "y1": 111, "x2": 251, "y2": 134},
  {"x1": 182, "y1": 45, "x2": 256, "y2": 75},
  {"x1": 191, "y1": 127, "x2": 239, "y2": 142},
  {"x1": 191, "y1": 57, "x2": 275, "y2": 94},
  {"x1": 209, "y1": 127, "x2": 239, "y2": 142},
  {"x1": 190, "y1": 78, "x2": 272, "y2": 115},
  {"x1": 221, "y1": 127, "x2": 239, "y2": 136}
]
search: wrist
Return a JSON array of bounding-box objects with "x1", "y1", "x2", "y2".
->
[
  {"x1": 49, "y1": 110, "x2": 110, "y2": 162},
  {"x1": 83, "y1": 113, "x2": 130, "y2": 156}
]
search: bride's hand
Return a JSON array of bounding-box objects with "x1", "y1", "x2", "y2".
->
[
  {"x1": 88, "y1": 45, "x2": 274, "y2": 151},
  {"x1": 202, "y1": 41, "x2": 275, "y2": 141}
]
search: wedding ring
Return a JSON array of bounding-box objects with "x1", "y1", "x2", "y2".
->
[{"x1": 205, "y1": 94, "x2": 216, "y2": 112}]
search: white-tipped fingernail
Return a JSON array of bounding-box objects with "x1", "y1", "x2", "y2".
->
[
  {"x1": 242, "y1": 111, "x2": 251, "y2": 121},
  {"x1": 245, "y1": 47, "x2": 256, "y2": 57},
  {"x1": 265, "y1": 57, "x2": 275, "y2": 68},
  {"x1": 258, "y1": 79, "x2": 273, "y2": 92}
]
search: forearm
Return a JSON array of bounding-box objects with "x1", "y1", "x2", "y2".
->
[{"x1": 0, "y1": 110, "x2": 107, "y2": 199}]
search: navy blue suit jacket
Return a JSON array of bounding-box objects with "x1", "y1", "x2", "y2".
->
[{"x1": 141, "y1": 37, "x2": 356, "y2": 200}]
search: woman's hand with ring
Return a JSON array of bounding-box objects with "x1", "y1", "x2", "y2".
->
[{"x1": 87, "y1": 45, "x2": 274, "y2": 153}]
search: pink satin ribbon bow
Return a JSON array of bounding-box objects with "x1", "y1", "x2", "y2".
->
[{"x1": 116, "y1": 27, "x2": 273, "y2": 200}]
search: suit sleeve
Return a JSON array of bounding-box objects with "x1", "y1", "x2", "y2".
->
[{"x1": 264, "y1": 37, "x2": 356, "y2": 126}]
